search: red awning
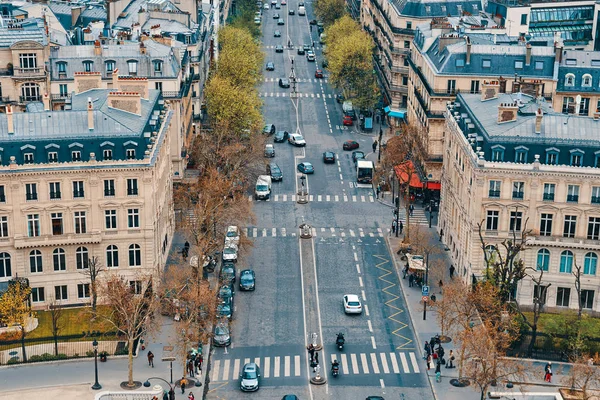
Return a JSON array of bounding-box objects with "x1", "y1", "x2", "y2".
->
[
  {"x1": 394, "y1": 161, "x2": 423, "y2": 188},
  {"x1": 425, "y1": 182, "x2": 441, "y2": 191}
]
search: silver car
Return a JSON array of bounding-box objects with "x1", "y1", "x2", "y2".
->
[
  {"x1": 240, "y1": 363, "x2": 261, "y2": 391},
  {"x1": 222, "y1": 244, "x2": 238, "y2": 263},
  {"x1": 213, "y1": 321, "x2": 231, "y2": 346}
]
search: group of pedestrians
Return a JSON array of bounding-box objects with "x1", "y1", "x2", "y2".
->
[
  {"x1": 307, "y1": 344, "x2": 320, "y2": 372},
  {"x1": 424, "y1": 336, "x2": 455, "y2": 383}
]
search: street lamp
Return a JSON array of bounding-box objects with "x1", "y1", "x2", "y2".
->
[
  {"x1": 144, "y1": 377, "x2": 176, "y2": 400},
  {"x1": 91, "y1": 339, "x2": 102, "y2": 390}
]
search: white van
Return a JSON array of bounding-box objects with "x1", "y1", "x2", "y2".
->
[
  {"x1": 298, "y1": 5, "x2": 305, "y2": 15},
  {"x1": 319, "y1": 33, "x2": 326, "y2": 44},
  {"x1": 255, "y1": 175, "x2": 272, "y2": 200}
]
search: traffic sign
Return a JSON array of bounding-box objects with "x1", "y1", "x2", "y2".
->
[
  {"x1": 422, "y1": 296, "x2": 429, "y2": 302},
  {"x1": 422, "y1": 285, "x2": 430, "y2": 297}
]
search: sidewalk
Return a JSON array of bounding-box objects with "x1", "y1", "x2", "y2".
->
[{"x1": 385, "y1": 225, "x2": 569, "y2": 400}]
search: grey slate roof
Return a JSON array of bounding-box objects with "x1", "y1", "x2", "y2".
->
[
  {"x1": 389, "y1": 0, "x2": 483, "y2": 18},
  {"x1": 0, "y1": 18, "x2": 47, "y2": 48},
  {"x1": 142, "y1": 18, "x2": 192, "y2": 35},
  {"x1": 556, "y1": 50, "x2": 600, "y2": 92}
]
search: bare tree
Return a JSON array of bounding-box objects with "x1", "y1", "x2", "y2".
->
[
  {"x1": 572, "y1": 257, "x2": 584, "y2": 321},
  {"x1": 48, "y1": 296, "x2": 64, "y2": 356},
  {"x1": 79, "y1": 256, "x2": 105, "y2": 317},
  {"x1": 562, "y1": 354, "x2": 600, "y2": 399},
  {"x1": 96, "y1": 273, "x2": 160, "y2": 387},
  {"x1": 435, "y1": 279, "x2": 460, "y2": 341}
]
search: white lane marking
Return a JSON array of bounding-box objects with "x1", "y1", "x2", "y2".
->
[
  {"x1": 353, "y1": 253, "x2": 358, "y2": 262},
  {"x1": 264, "y1": 357, "x2": 270, "y2": 378},
  {"x1": 326, "y1": 195, "x2": 330, "y2": 201},
  {"x1": 370, "y1": 196, "x2": 375, "y2": 203},
  {"x1": 340, "y1": 353, "x2": 349, "y2": 374},
  {"x1": 370, "y1": 353, "x2": 380, "y2": 373},
  {"x1": 285, "y1": 355, "x2": 291, "y2": 377},
  {"x1": 330, "y1": 227, "x2": 335, "y2": 234},
  {"x1": 410, "y1": 352, "x2": 421, "y2": 373},
  {"x1": 339, "y1": 174, "x2": 343, "y2": 180},
  {"x1": 399, "y1": 353, "x2": 410, "y2": 373},
  {"x1": 350, "y1": 353, "x2": 359, "y2": 374},
  {"x1": 295, "y1": 355, "x2": 301, "y2": 376},
  {"x1": 312, "y1": 227, "x2": 317, "y2": 236},
  {"x1": 361, "y1": 290, "x2": 366, "y2": 300},
  {"x1": 274, "y1": 356, "x2": 280, "y2": 377},
  {"x1": 309, "y1": 195, "x2": 314, "y2": 201},
  {"x1": 272, "y1": 228, "x2": 277, "y2": 236},
  {"x1": 262, "y1": 228, "x2": 267, "y2": 237},
  {"x1": 254, "y1": 357, "x2": 261, "y2": 368},
  {"x1": 341, "y1": 231, "x2": 346, "y2": 237},
  {"x1": 380, "y1": 353, "x2": 390, "y2": 374},
  {"x1": 292, "y1": 194, "x2": 296, "y2": 201},
  {"x1": 364, "y1": 304, "x2": 370, "y2": 316},
  {"x1": 233, "y1": 358, "x2": 241, "y2": 378},
  {"x1": 244, "y1": 358, "x2": 250, "y2": 364},
  {"x1": 335, "y1": 195, "x2": 339, "y2": 201},
  {"x1": 380, "y1": 378, "x2": 385, "y2": 389},
  {"x1": 253, "y1": 228, "x2": 257, "y2": 237},
  {"x1": 343, "y1": 195, "x2": 348, "y2": 202},
  {"x1": 317, "y1": 195, "x2": 322, "y2": 201},
  {"x1": 361, "y1": 195, "x2": 366, "y2": 202},
  {"x1": 360, "y1": 353, "x2": 370, "y2": 374},
  {"x1": 367, "y1": 319, "x2": 373, "y2": 332},
  {"x1": 321, "y1": 227, "x2": 326, "y2": 232},
  {"x1": 350, "y1": 230, "x2": 355, "y2": 237},
  {"x1": 274, "y1": 194, "x2": 279, "y2": 201},
  {"x1": 283, "y1": 194, "x2": 288, "y2": 201},
  {"x1": 282, "y1": 228, "x2": 287, "y2": 237},
  {"x1": 352, "y1": 195, "x2": 357, "y2": 202},
  {"x1": 371, "y1": 336, "x2": 377, "y2": 350},
  {"x1": 377, "y1": 227, "x2": 383, "y2": 236},
  {"x1": 356, "y1": 264, "x2": 361, "y2": 274},
  {"x1": 369, "y1": 232, "x2": 374, "y2": 237},
  {"x1": 359, "y1": 276, "x2": 364, "y2": 287},
  {"x1": 212, "y1": 360, "x2": 220, "y2": 381},
  {"x1": 222, "y1": 359, "x2": 230, "y2": 381},
  {"x1": 390, "y1": 353, "x2": 400, "y2": 373}
]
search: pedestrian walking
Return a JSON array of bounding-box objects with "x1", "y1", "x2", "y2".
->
[
  {"x1": 447, "y1": 350, "x2": 455, "y2": 368},
  {"x1": 180, "y1": 377, "x2": 187, "y2": 394},
  {"x1": 399, "y1": 221, "x2": 403, "y2": 234},
  {"x1": 409, "y1": 204, "x2": 414, "y2": 216},
  {"x1": 314, "y1": 351, "x2": 319, "y2": 365},
  {"x1": 424, "y1": 341, "x2": 431, "y2": 357},
  {"x1": 435, "y1": 360, "x2": 441, "y2": 374},
  {"x1": 376, "y1": 185, "x2": 381, "y2": 199},
  {"x1": 372, "y1": 140, "x2": 378, "y2": 153},
  {"x1": 188, "y1": 359, "x2": 195, "y2": 377},
  {"x1": 403, "y1": 264, "x2": 409, "y2": 279},
  {"x1": 426, "y1": 354, "x2": 432, "y2": 370},
  {"x1": 188, "y1": 392, "x2": 195, "y2": 400},
  {"x1": 408, "y1": 274, "x2": 414, "y2": 287},
  {"x1": 194, "y1": 356, "x2": 200, "y2": 375},
  {"x1": 307, "y1": 344, "x2": 315, "y2": 362},
  {"x1": 545, "y1": 367, "x2": 552, "y2": 382},
  {"x1": 392, "y1": 220, "x2": 397, "y2": 234},
  {"x1": 147, "y1": 351, "x2": 154, "y2": 367},
  {"x1": 449, "y1": 265, "x2": 455, "y2": 279}
]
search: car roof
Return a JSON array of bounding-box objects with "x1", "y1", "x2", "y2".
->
[
  {"x1": 243, "y1": 362, "x2": 257, "y2": 370},
  {"x1": 302, "y1": 162, "x2": 312, "y2": 166},
  {"x1": 345, "y1": 294, "x2": 360, "y2": 301},
  {"x1": 227, "y1": 225, "x2": 238, "y2": 231},
  {"x1": 241, "y1": 269, "x2": 254, "y2": 275},
  {"x1": 324, "y1": 151, "x2": 334, "y2": 155}
]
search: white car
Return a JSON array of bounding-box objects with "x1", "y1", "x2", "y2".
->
[
  {"x1": 225, "y1": 226, "x2": 240, "y2": 246},
  {"x1": 288, "y1": 133, "x2": 306, "y2": 147},
  {"x1": 222, "y1": 244, "x2": 239, "y2": 263},
  {"x1": 264, "y1": 3, "x2": 270, "y2": 9},
  {"x1": 343, "y1": 294, "x2": 362, "y2": 314}
]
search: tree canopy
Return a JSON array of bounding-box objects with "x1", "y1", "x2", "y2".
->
[
  {"x1": 216, "y1": 26, "x2": 264, "y2": 90},
  {"x1": 314, "y1": 0, "x2": 347, "y2": 26}
]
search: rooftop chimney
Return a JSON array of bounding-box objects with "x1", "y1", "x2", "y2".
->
[
  {"x1": 465, "y1": 36, "x2": 471, "y2": 65},
  {"x1": 94, "y1": 40, "x2": 102, "y2": 56},
  {"x1": 107, "y1": 91, "x2": 142, "y2": 115},
  {"x1": 525, "y1": 42, "x2": 531, "y2": 66},
  {"x1": 497, "y1": 101, "x2": 518, "y2": 124},
  {"x1": 535, "y1": 108, "x2": 543, "y2": 134},
  {"x1": 6, "y1": 104, "x2": 14, "y2": 134},
  {"x1": 139, "y1": 41, "x2": 146, "y2": 55},
  {"x1": 480, "y1": 80, "x2": 500, "y2": 101},
  {"x1": 112, "y1": 68, "x2": 119, "y2": 89},
  {"x1": 554, "y1": 42, "x2": 563, "y2": 63},
  {"x1": 42, "y1": 93, "x2": 50, "y2": 111},
  {"x1": 87, "y1": 97, "x2": 94, "y2": 131}
]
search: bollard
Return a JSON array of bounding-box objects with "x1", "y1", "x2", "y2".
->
[{"x1": 300, "y1": 224, "x2": 312, "y2": 239}]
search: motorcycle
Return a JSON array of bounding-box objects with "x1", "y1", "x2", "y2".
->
[
  {"x1": 331, "y1": 363, "x2": 339, "y2": 377},
  {"x1": 336, "y1": 333, "x2": 345, "y2": 350}
]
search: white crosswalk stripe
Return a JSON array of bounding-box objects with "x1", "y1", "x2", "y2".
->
[
  {"x1": 259, "y1": 92, "x2": 335, "y2": 98},
  {"x1": 245, "y1": 227, "x2": 391, "y2": 238},
  {"x1": 250, "y1": 193, "x2": 380, "y2": 203}
]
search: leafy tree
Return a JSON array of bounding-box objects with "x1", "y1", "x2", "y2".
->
[
  {"x1": 324, "y1": 15, "x2": 360, "y2": 51},
  {"x1": 0, "y1": 280, "x2": 32, "y2": 362},
  {"x1": 216, "y1": 26, "x2": 264, "y2": 90},
  {"x1": 48, "y1": 297, "x2": 64, "y2": 356},
  {"x1": 314, "y1": 0, "x2": 347, "y2": 26},
  {"x1": 229, "y1": 0, "x2": 262, "y2": 38},
  {"x1": 79, "y1": 256, "x2": 105, "y2": 317}
]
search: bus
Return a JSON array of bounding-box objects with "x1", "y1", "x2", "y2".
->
[{"x1": 357, "y1": 160, "x2": 374, "y2": 184}]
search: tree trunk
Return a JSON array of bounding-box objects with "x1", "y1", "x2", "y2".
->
[
  {"x1": 128, "y1": 338, "x2": 134, "y2": 386},
  {"x1": 91, "y1": 282, "x2": 97, "y2": 314},
  {"x1": 458, "y1": 343, "x2": 467, "y2": 379},
  {"x1": 404, "y1": 185, "x2": 411, "y2": 242},
  {"x1": 54, "y1": 335, "x2": 59, "y2": 356},
  {"x1": 20, "y1": 328, "x2": 27, "y2": 362}
]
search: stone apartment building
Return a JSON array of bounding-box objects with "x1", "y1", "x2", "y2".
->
[
  {"x1": 440, "y1": 89, "x2": 600, "y2": 312},
  {"x1": 552, "y1": 49, "x2": 600, "y2": 118},
  {"x1": 0, "y1": 89, "x2": 175, "y2": 308}
]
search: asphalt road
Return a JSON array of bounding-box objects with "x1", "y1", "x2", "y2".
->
[{"x1": 205, "y1": 1, "x2": 433, "y2": 399}]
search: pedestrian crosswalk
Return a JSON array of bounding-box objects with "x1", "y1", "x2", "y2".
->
[
  {"x1": 210, "y1": 351, "x2": 421, "y2": 382},
  {"x1": 264, "y1": 77, "x2": 328, "y2": 83},
  {"x1": 264, "y1": 45, "x2": 323, "y2": 50},
  {"x1": 249, "y1": 193, "x2": 375, "y2": 203},
  {"x1": 245, "y1": 226, "x2": 388, "y2": 238},
  {"x1": 260, "y1": 92, "x2": 331, "y2": 98}
]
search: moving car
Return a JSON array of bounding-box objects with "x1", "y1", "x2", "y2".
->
[
  {"x1": 271, "y1": 0, "x2": 277, "y2": 4},
  {"x1": 303, "y1": 44, "x2": 310, "y2": 51},
  {"x1": 263, "y1": 124, "x2": 276, "y2": 135},
  {"x1": 255, "y1": 175, "x2": 272, "y2": 200},
  {"x1": 274, "y1": 30, "x2": 281, "y2": 37},
  {"x1": 343, "y1": 294, "x2": 363, "y2": 314},
  {"x1": 273, "y1": 12, "x2": 280, "y2": 18},
  {"x1": 277, "y1": 18, "x2": 284, "y2": 25},
  {"x1": 315, "y1": 69, "x2": 323, "y2": 78},
  {"x1": 281, "y1": 0, "x2": 287, "y2": 4},
  {"x1": 213, "y1": 321, "x2": 231, "y2": 346},
  {"x1": 264, "y1": 2, "x2": 270, "y2": 9},
  {"x1": 240, "y1": 363, "x2": 261, "y2": 392},
  {"x1": 279, "y1": 78, "x2": 290, "y2": 88},
  {"x1": 264, "y1": 143, "x2": 275, "y2": 157},
  {"x1": 343, "y1": 140, "x2": 359, "y2": 150},
  {"x1": 323, "y1": 151, "x2": 335, "y2": 163},
  {"x1": 298, "y1": 5, "x2": 305, "y2": 15},
  {"x1": 297, "y1": 47, "x2": 305, "y2": 55},
  {"x1": 343, "y1": 115, "x2": 353, "y2": 126},
  {"x1": 222, "y1": 244, "x2": 238, "y2": 263},
  {"x1": 309, "y1": 19, "x2": 317, "y2": 25},
  {"x1": 267, "y1": 162, "x2": 283, "y2": 181},
  {"x1": 239, "y1": 269, "x2": 256, "y2": 291},
  {"x1": 274, "y1": 130, "x2": 289, "y2": 142},
  {"x1": 289, "y1": 9, "x2": 295, "y2": 14},
  {"x1": 266, "y1": 62, "x2": 275, "y2": 71},
  {"x1": 352, "y1": 151, "x2": 365, "y2": 164},
  {"x1": 275, "y1": 45, "x2": 284, "y2": 53},
  {"x1": 297, "y1": 162, "x2": 314, "y2": 174},
  {"x1": 225, "y1": 226, "x2": 240, "y2": 246},
  {"x1": 288, "y1": 133, "x2": 306, "y2": 146},
  {"x1": 306, "y1": 51, "x2": 315, "y2": 62},
  {"x1": 275, "y1": 2, "x2": 280, "y2": 8}
]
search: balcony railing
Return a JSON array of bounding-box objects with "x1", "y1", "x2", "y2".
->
[
  {"x1": 13, "y1": 67, "x2": 45, "y2": 77},
  {"x1": 412, "y1": 87, "x2": 445, "y2": 119},
  {"x1": 543, "y1": 193, "x2": 555, "y2": 201},
  {"x1": 567, "y1": 194, "x2": 579, "y2": 203},
  {"x1": 512, "y1": 191, "x2": 524, "y2": 199},
  {"x1": 0, "y1": 194, "x2": 6, "y2": 202},
  {"x1": 19, "y1": 95, "x2": 42, "y2": 103},
  {"x1": 488, "y1": 190, "x2": 500, "y2": 198},
  {"x1": 52, "y1": 93, "x2": 71, "y2": 101},
  {"x1": 592, "y1": 196, "x2": 600, "y2": 204},
  {"x1": 26, "y1": 193, "x2": 38, "y2": 201},
  {"x1": 49, "y1": 192, "x2": 61, "y2": 199}
]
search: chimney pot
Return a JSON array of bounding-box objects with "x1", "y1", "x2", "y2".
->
[
  {"x1": 6, "y1": 104, "x2": 14, "y2": 134},
  {"x1": 535, "y1": 108, "x2": 543, "y2": 134},
  {"x1": 87, "y1": 97, "x2": 94, "y2": 131},
  {"x1": 42, "y1": 93, "x2": 50, "y2": 111},
  {"x1": 466, "y1": 36, "x2": 471, "y2": 65},
  {"x1": 526, "y1": 43, "x2": 532, "y2": 66}
]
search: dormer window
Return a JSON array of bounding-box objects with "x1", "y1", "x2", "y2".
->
[
  {"x1": 126, "y1": 149, "x2": 136, "y2": 159},
  {"x1": 491, "y1": 145, "x2": 505, "y2": 162},
  {"x1": 565, "y1": 73, "x2": 575, "y2": 87},
  {"x1": 153, "y1": 60, "x2": 163, "y2": 76},
  {"x1": 83, "y1": 60, "x2": 93, "y2": 72},
  {"x1": 48, "y1": 152, "x2": 58, "y2": 162},
  {"x1": 127, "y1": 60, "x2": 138, "y2": 76},
  {"x1": 24, "y1": 153, "x2": 34, "y2": 164},
  {"x1": 570, "y1": 149, "x2": 584, "y2": 166},
  {"x1": 57, "y1": 62, "x2": 67, "y2": 76},
  {"x1": 105, "y1": 61, "x2": 115, "y2": 75},
  {"x1": 103, "y1": 149, "x2": 113, "y2": 160},
  {"x1": 514, "y1": 146, "x2": 528, "y2": 163},
  {"x1": 546, "y1": 148, "x2": 560, "y2": 165},
  {"x1": 72, "y1": 151, "x2": 81, "y2": 161},
  {"x1": 582, "y1": 74, "x2": 592, "y2": 87}
]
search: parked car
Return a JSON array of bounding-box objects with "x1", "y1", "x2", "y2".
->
[
  {"x1": 303, "y1": 44, "x2": 310, "y2": 51},
  {"x1": 274, "y1": 30, "x2": 281, "y2": 37},
  {"x1": 240, "y1": 363, "x2": 261, "y2": 391},
  {"x1": 343, "y1": 115, "x2": 353, "y2": 126},
  {"x1": 264, "y1": 2, "x2": 270, "y2": 8},
  {"x1": 288, "y1": 133, "x2": 306, "y2": 146},
  {"x1": 343, "y1": 294, "x2": 363, "y2": 314},
  {"x1": 275, "y1": 2, "x2": 281, "y2": 8},
  {"x1": 274, "y1": 130, "x2": 289, "y2": 142},
  {"x1": 225, "y1": 226, "x2": 240, "y2": 246},
  {"x1": 266, "y1": 62, "x2": 275, "y2": 71},
  {"x1": 254, "y1": 17, "x2": 261, "y2": 24},
  {"x1": 277, "y1": 18, "x2": 284, "y2": 25},
  {"x1": 297, "y1": 162, "x2": 314, "y2": 174},
  {"x1": 239, "y1": 269, "x2": 256, "y2": 291},
  {"x1": 221, "y1": 262, "x2": 237, "y2": 284},
  {"x1": 213, "y1": 321, "x2": 231, "y2": 346},
  {"x1": 264, "y1": 144, "x2": 275, "y2": 157},
  {"x1": 281, "y1": 0, "x2": 287, "y2": 4},
  {"x1": 222, "y1": 244, "x2": 238, "y2": 263},
  {"x1": 267, "y1": 162, "x2": 283, "y2": 181},
  {"x1": 352, "y1": 151, "x2": 365, "y2": 164},
  {"x1": 297, "y1": 47, "x2": 305, "y2": 55},
  {"x1": 309, "y1": 19, "x2": 317, "y2": 25},
  {"x1": 275, "y1": 45, "x2": 284, "y2": 52},
  {"x1": 279, "y1": 78, "x2": 290, "y2": 88},
  {"x1": 323, "y1": 151, "x2": 335, "y2": 163},
  {"x1": 288, "y1": 9, "x2": 295, "y2": 14},
  {"x1": 343, "y1": 140, "x2": 359, "y2": 150},
  {"x1": 217, "y1": 298, "x2": 233, "y2": 319},
  {"x1": 218, "y1": 284, "x2": 234, "y2": 304},
  {"x1": 263, "y1": 124, "x2": 276, "y2": 135},
  {"x1": 315, "y1": 69, "x2": 324, "y2": 78}
]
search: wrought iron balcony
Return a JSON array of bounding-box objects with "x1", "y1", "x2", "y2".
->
[
  {"x1": 567, "y1": 194, "x2": 579, "y2": 203},
  {"x1": 488, "y1": 190, "x2": 501, "y2": 198},
  {"x1": 13, "y1": 67, "x2": 46, "y2": 77},
  {"x1": 512, "y1": 191, "x2": 524, "y2": 199},
  {"x1": 543, "y1": 193, "x2": 554, "y2": 201}
]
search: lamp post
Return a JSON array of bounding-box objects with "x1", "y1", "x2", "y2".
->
[
  {"x1": 91, "y1": 339, "x2": 102, "y2": 390},
  {"x1": 144, "y1": 377, "x2": 176, "y2": 400},
  {"x1": 290, "y1": 57, "x2": 297, "y2": 96}
]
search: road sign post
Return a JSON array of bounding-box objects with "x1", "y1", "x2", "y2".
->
[{"x1": 422, "y1": 286, "x2": 430, "y2": 297}]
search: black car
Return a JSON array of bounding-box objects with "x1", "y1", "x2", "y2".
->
[
  {"x1": 352, "y1": 151, "x2": 365, "y2": 164},
  {"x1": 288, "y1": 9, "x2": 295, "y2": 14},
  {"x1": 282, "y1": 396, "x2": 299, "y2": 400},
  {"x1": 221, "y1": 262, "x2": 236, "y2": 284},
  {"x1": 343, "y1": 140, "x2": 359, "y2": 150},
  {"x1": 266, "y1": 62, "x2": 275, "y2": 71},
  {"x1": 323, "y1": 151, "x2": 335, "y2": 163},
  {"x1": 267, "y1": 162, "x2": 283, "y2": 181},
  {"x1": 263, "y1": 124, "x2": 276, "y2": 135},
  {"x1": 297, "y1": 47, "x2": 305, "y2": 55},
  {"x1": 279, "y1": 78, "x2": 290, "y2": 88},
  {"x1": 239, "y1": 269, "x2": 256, "y2": 291},
  {"x1": 275, "y1": 45, "x2": 284, "y2": 53},
  {"x1": 274, "y1": 130, "x2": 289, "y2": 142}
]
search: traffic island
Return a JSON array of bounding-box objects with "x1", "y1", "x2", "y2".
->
[{"x1": 309, "y1": 369, "x2": 327, "y2": 385}]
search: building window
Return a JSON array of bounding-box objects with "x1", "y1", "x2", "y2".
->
[
  {"x1": 130, "y1": 280, "x2": 142, "y2": 294},
  {"x1": 106, "y1": 61, "x2": 115, "y2": 74},
  {"x1": 488, "y1": 180, "x2": 501, "y2": 198},
  {"x1": 83, "y1": 61, "x2": 93, "y2": 72},
  {"x1": 584, "y1": 252, "x2": 598, "y2": 275},
  {"x1": 540, "y1": 213, "x2": 553, "y2": 236},
  {"x1": 72, "y1": 151, "x2": 81, "y2": 161},
  {"x1": 515, "y1": 149, "x2": 528, "y2": 163},
  {"x1": 73, "y1": 181, "x2": 85, "y2": 198},
  {"x1": 0, "y1": 185, "x2": 5, "y2": 202},
  {"x1": 514, "y1": 60, "x2": 524, "y2": 69},
  {"x1": 582, "y1": 74, "x2": 592, "y2": 87},
  {"x1": 53, "y1": 248, "x2": 66, "y2": 271},
  {"x1": 21, "y1": 82, "x2": 40, "y2": 102},
  {"x1": 546, "y1": 150, "x2": 559, "y2": 165},
  {"x1": 49, "y1": 182, "x2": 61, "y2": 199},
  {"x1": 54, "y1": 285, "x2": 68, "y2": 301},
  {"x1": 23, "y1": 153, "x2": 34, "y2": 164},
  {"x1": 76, "y1": 246, "x2": 89, "y2": 269},
  {"x1": 128, "y1": 209, "x2": 140, "y2": 228},
  {"x1": 592, "y1": 187, "x2": 600, "y2": 204},
  {"x1": 492, "y1": 148, "x2": 504, "y2": 161},
  {"x1": 105, "y1": 210, "x2": 117, "y2": 230},
  {"x1": 127, "y1": 178, "x2": 138, "y2": 196},
  {"x1": 155, "y1": 82, "x2": 162, "y2": 91},
  {"x1": 588, "y1": 217, "x2": 600, "y2": 240},
  {"x1": 129, "y1": 244, "x2": 141, "y2": 266},
  {"x1": 537, "y1": 249, "x2": 550, "y2": 271},
  {"x1": 470, "y1": 80, "x2": 480, "y2": 94},
  {"x1": 560, "y1": 250, "x2": 574, "y2": 273},
  {"x1": 27, "y1": 214, "x2": 40, "y2": 237},
  {"x1": 106, "y1": 245, "x2": 119, "y2": 267},
  {"x1": 520, "y1": 13, "x2": 527, "y2": 24},
  {"x1": 563, "y1": 97, "x2": 575, "y2": 113},
  {"x1": 153, "y1": 60, "x2": 163, "y2": 75},
  {"x1": 31, "y1": 287, "x2": 45, "y2": 303},
  {"x1": 510, "y1": 211, "x2": 523, "y2": 231},
  {"x1": 126, "y1": 149, "x2": 136, "y2": 159},
  {"x1": 596, "y1": 154, "x2": 600, "y2": 168},
  {"x1": 127, "y1": 60, "x2": 138, "y2": 76},
  {"x1": 103, "y1": 149, "x2": 112, "y2": 160},
  {"x1": 535, "y1": 61, "x2": 544, "y2": 70},
  {"x1": 403, "y1": 40, "x2": 410, "y2": 48},
  {"x1": 563, "y1": 215, "x2": 577, "y2": 238},
  {"x1": 406, "y1": 21, "x2": 412, "y2": 29},
  {"x1": 446, "y1": 80, "x2": 456, "y2": 94},
  {"x1": 25, "y1": 183, "x2": 37, "y2": 200},
  {"x1": 570, "y1": 151, "x2": 584, "y2": 167},
  {"x1": 556, "y1": 287, "x2": 570, "y2": 307},
  {"x1": 57, "y1": 62, "x2": 67, "y2": 75},
  {"x1": 29, "y1": 249, "x2": 43, "y2": 273},
  {"x1": 19, "y1": 53, "x2": 37, "y2": 69},
  {"x1": 581, "y1": 290, "x2": 595, "y2": 309},
  {"x1": 565, "y1": 73, "x2": 575, "y2": 86},
  {"x1": 74, "y1": 211, "x2": 87, "y2": 234},
  {"x1": 51, "y1": 212, "x2": 63, "y2": 235},
  {"x1": 48, "y1": 152, "x2": 58, "y2": 162},
  {"x1": 402, "y1": 76, "x2": 409, "y2": 86},
  {"x1": 567, "y1": 185, "x2": 580, "y2": 203},
  {"x1": 78, "y1": 283, "x2": 90, "y2": 299},
  {"x1": 104, "y1": 179, "x2": 115, "y2": 197},
  {"x1": 533, "y1": 285, "x2": 547, "y2": 304},
  {"x1": 482, "y1": 59, "x2": 491, "y2": 68},
  {"x1": 59, "y1": 84, "x2": 68, "y2": 97},
  {"x1": 0, "y1": 252, "x2": 11, "y2": 277},
  {"x1": 486, "y1": 210, "x2": 499, "y2": 231},
  {"x1": 580, "y1": 98, "x2": 590, "y2": 115},
  {"x1": 543, "y1": 183, "x2": 555, "y2": 201},
  {"x1": 0, "y1": 216, "x2": 8, "y2": 237},
  {"x1": 512, "y1": 182, "x2": 524, "y2": 199}
]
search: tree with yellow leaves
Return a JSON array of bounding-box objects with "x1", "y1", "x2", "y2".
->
[
  {"x1": 314, "y1": 0, "x2": 347, "y2": 26},
  {"x1": 0, "y1": 280, "x2": 33, "y2": 362}
]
